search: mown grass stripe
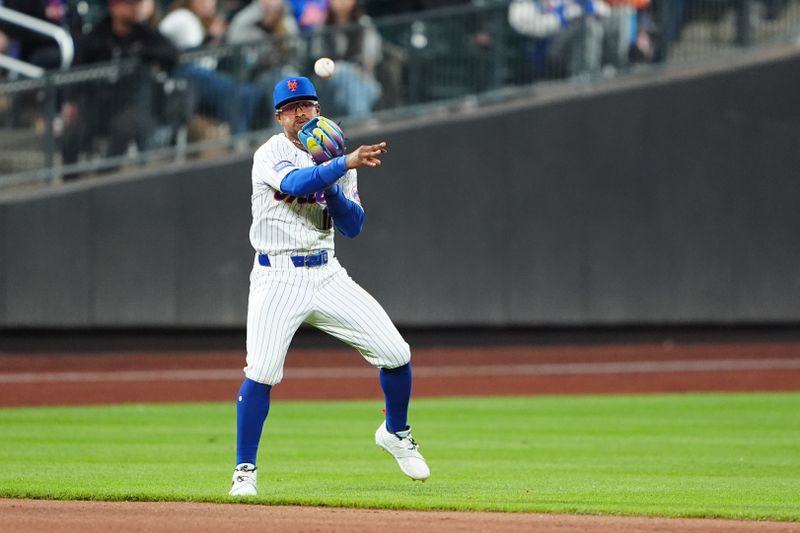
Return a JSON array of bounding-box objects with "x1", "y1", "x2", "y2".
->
[{"x1": 1, "y1": 393, "x2": 798, "y2": 520}]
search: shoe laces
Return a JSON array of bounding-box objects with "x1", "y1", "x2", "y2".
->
[
  {"x1": 396, "y1": 433, "x2": 420, "y2": 451},
  {"x1": 234, "y1": 464, "x2": 256, "y2": 483}
]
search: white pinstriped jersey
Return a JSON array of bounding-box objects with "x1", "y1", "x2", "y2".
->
[
  {"x1": 243, "y1": 132, "x2": 410, "y2": 386},
  {"x1": 249, "y1": 133, "x2": 360, "y2": 256}
]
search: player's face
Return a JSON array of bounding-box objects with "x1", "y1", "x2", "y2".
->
[{"x1": 275, "y1": 100, "x2": 320, "y2": 136}]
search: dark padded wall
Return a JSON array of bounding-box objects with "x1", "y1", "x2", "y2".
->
[
  {"x1": 174, "y1": 161, "x2": 252, "y2": 325},
  {"x1": 1, "y1": 54, "x2": 799, "y2": 327},
  {"x1": 339, "y1": 119, "x2": 511, "y2": 324},
  {"x1": 92, "y1": 176, "x2": 180, "y2": 324},
  {"x1": 0, "y1": 205, "x2": 6, "y2": 324},
  {"x1": 3, "y1": 192, "x2": 92, "y2": 325}
]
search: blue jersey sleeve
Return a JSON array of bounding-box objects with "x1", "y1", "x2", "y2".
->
[
  {"x1": 324, "y1": 184, "x2": 365, "y2": 238},
  {"x1": 279, "y1": 156, "x2": 347, "y2": 196}
]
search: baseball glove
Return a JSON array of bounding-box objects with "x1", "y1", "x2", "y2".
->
[{"x1": 298, "y1": 116, "x2": 346, "y2": 165}]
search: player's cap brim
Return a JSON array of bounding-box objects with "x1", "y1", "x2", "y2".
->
[{"x1": 274, "y1": 95, "x2": 319, "y2": 112}]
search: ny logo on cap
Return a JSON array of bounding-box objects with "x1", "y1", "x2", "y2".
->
[{"x1": 287, "y1": 79, "x2": 298, "y2": 92}]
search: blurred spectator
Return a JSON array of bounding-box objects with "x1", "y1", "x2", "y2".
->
[
  {"x1": 629, "y1": 3, "x2": 655, "y2": 63},
  {"x1": 289, "y1": 0, "x2": 328, "y2": 32},
  {"x1": 0, "y1": 0, "x2": 75, "y2": 70},
  {"x1": 603, "y1": 1, "x2": 651, "y2": 69},
  {"x1": 310, "y1": 0, "x2": 381, "y2": 117},
  {"x1": 160, "y1": 0, "x2": 259, "y2": 134},
  {"x1": 0, "y1": 28, "x2": 9, "y2": 55},
  {"x1": 68, "y1": 0, "x2": 114, "y2": 33},
  {"x1": 160, "y1": 0, "x2": 227, "y2": 47},
  {"x1": 0, "y1": 28, "x2": 9, "y2": 79},
  {"x1": 227, "y1": 0, "x2": 299, "y2": 44},
  {"x1": 72, "y1": 0, "x2": 163, "y2": 33},
  {"x1": 227, "y1": 0, "x2": 301, "y2": 128},
  {"x1": 0, "y1": 30, "x2": 12, "y2": 120},
  {"x1": 69, "y1": 0, "x2": 177, "y2": 80},
  {"x1": 649, "y1": 0, "x2": 684, "y2": 60},
  {"x1": 148, "y1": 0, "x2": 165, "y2": 23},
  {"x1": 60, "y1": 0, "x2": 180, "y2": 169},
  {"x1": 219, "y1": 0, "x2": 251, "y2": 19},
  {"x1": 508, "y1": 0, "x2": 642, "y2": 79}
]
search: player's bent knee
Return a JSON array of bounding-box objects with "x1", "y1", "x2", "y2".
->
[
  {"x1": 377, "y1": 340, "x2": 411, "y2": 369},
  {"x1": 399, "y1": 344, "x2": 412, "y2": 366},
  {"x1": 244, "y1": 370, "x2": 283, "y2": 387}
]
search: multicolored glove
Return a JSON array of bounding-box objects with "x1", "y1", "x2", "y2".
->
[{"x1": 298, "y1": 116, "x2": 347, "y2": 165}]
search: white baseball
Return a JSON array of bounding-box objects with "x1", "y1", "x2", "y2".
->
[{"x1": 314, "y1": 57, "x2": 336, "y2": 79}]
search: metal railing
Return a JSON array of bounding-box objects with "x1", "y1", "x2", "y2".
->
[
  {"x1": 0, "y1": 0, "x2": 799, "y2": 187},
  {"x1": 0, "y1": 6, "x2": 74, "y2": 75}
]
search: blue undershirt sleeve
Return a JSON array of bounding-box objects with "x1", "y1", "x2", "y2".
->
[
  {"x1": 324, "y1": 183, "x2": 365, "y2": 238},
  {"x1": 279, "y1": 156, "x2": 347, "y2": 196}
]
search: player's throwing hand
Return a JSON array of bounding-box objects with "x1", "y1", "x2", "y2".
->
[{"x1": 346, "y1": 142, "x2": 388, "y2": 169}]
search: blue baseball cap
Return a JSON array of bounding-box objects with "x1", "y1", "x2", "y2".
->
[{"x1": 273, "y1": 76, "x2": 318, "y2": 110}]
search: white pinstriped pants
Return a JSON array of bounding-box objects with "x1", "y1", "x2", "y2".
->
[{"x1": 245, "y1": 254, "x2": 411, "y2": 385}]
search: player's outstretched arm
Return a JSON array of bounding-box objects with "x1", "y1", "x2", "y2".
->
[
  {"x1": 280, "y1": 142, "x2": 387, "y2": 196},
  {"x1": 345, "y1": 142, "x2": 388, "y2": 169},
  {"x1": 280, "y1": 157, "x2": 347, "y2": 196}
]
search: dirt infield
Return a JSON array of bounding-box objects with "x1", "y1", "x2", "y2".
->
[
  {"x1": 2, "y1": 337, "x2": 800, "y2": 531},
  {"x1": 2, "y1": 499, "x2": 799, "y2": 533}
]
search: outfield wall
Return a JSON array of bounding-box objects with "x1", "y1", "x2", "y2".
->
[{"x1": 1, "y1": 53, "x2": 799, "y2": 328}]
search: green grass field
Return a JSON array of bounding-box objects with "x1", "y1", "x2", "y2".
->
[{"x1": 1, "y1": 393, "x2": 799, "y2": 520}]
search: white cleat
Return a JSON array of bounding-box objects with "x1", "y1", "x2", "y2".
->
[
  {"x1": 375, "y1": 422, "x2": 430, "y2": 481},
  {"x1": 229, "y1": 463, "x2": 258, "y2": 496}
]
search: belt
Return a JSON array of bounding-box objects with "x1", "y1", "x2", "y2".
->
[{"x1": 258, "y1": 250, "x2": 329, "y2": 268}]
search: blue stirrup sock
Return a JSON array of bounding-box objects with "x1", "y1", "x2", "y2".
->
[
  {"x1": 379, "y1": 362, "x2": 412, "y2": 434},
  {"x1": 235, "y1": 378, "x2": 272, "y2": 466}
]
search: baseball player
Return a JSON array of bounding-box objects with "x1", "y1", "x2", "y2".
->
[{"x1": 229, "y1": 76, "x2": 430, "y2": 497}]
